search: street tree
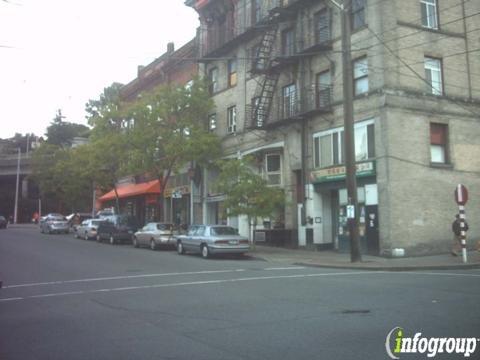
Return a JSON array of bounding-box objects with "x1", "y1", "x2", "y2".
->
[
  {"x1": 215, "y1": 156, "x2": 285, "y2": 245},
  {"x1": 124, "y1": 79, "x2": 221, "y2": 216},
  {"x1": 86, "y1": 84, "x2": 133, "y2": 214},
  {"x1": 46, "y1": 109, "x2": 90, "y2": 147}
]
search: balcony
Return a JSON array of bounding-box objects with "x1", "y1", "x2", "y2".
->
[
  {"x1": 195, "y1": 0, "x2": 319, "y2": 59},
  {"x1": 246, "y1": 85, "x2": 333, "y2": 129}
]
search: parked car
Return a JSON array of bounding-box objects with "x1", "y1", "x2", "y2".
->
[
  {"x1": 39, "y1": 213, "x2": 69, "y2": 234},
  {"x1": 176, "y1": 225, "x2": 250, "y2": 259},
  {"x1": 133, "y1": 223, "x2": 176, "y2": 250},
  {"x1": 75, "y1": 219, "x2": 105, "y2": 240},
  {"x1": 0, "y1": 215, "x2": 7, "y2": 229},
  {"x1": 67, "y1": 213, "x2": 93, "y2": 232},
  {"x1": 96, "y1": 214, "x2": 139, "y2": 244}
]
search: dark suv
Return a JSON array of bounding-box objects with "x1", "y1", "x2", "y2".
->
[{"x1": 96, "y1": 215, "x2": 139, "y2": 245}]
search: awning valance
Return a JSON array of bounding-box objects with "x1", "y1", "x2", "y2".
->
[{"x1": 99, "y1": 179, "x2": 161, "y2": 202}]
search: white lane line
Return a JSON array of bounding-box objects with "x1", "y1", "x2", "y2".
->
[
  {"x1": 0, "y1": 271, "x2": 379, "y2": 303},
  {"x1": 2, "y1": 269, "x2": 246, "y2": 289},
  {"x1": 264, "y1": 267, "x2": 306, "y2": 271}
]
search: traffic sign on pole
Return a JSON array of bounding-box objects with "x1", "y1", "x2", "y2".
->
[{"x1": 454, "y1": 184, "x2": 468, "y2": 205}]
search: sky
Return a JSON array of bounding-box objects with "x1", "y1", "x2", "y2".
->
[{"x1": 0, "y1": 0, "x2": 199, "y2": 139}]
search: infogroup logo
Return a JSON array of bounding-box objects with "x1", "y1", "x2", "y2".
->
[{"x1": 385, "y1": 327, "x2": 479, "y2": 359}]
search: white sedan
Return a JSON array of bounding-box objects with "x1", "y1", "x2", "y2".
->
[
  {"x1": 75, "y1": 219, "x2": 105, "y2": 240},
  {"x1": 133, "y1": 223, "x2": 176, "y2": 250}
]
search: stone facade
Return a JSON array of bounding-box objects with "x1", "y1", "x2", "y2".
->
[{"x1": 184, "y1": 0, "x2": 480, "y2": 255}]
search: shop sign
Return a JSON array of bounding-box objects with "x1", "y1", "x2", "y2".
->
[
  {"x1": 310, "y1": 161, "x2": 375, "y2": 184},
  {"x1": 164, "y1": 185, "x2": 190, "y2": 198}
]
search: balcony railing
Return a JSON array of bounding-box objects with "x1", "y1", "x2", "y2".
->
[
  {"x1": 246, "y1": 85, "x2": 333, "y2": 128},
  {"x1": 197, "y1": 0, "x2": 311, "y2": 58}
]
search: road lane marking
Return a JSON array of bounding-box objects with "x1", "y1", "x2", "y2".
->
[
  {"x1": 264, "y1": 267, "x2": 306, "y2": 271},
  {"x1": 0, "y1": 271, "x2": 379, "y2": 302},
  {"x1": 2, "y1": 269, "x2": 247, "y2": 289}
]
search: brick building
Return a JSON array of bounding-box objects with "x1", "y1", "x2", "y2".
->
[
  {"x1": 184, "y1": 0, "x2": 480, "y2": 255},
  {"x1": 99, "y1": 40, "x2": 199, "y2": 226}
]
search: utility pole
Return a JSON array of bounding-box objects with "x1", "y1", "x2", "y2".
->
[
  {"x1": 14, "y1": 147, "x2": 21, "y2": 224},
  {"x1": 341, "y1": 0, "x2": 362, "y2": 262}
]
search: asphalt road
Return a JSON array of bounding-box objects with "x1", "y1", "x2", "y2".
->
[{"x1": 1, "y1": 226, "x2": 479, "y2": 360}]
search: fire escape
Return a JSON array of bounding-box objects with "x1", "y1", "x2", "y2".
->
[{"x1": 248, "y1": 0, "x2": 333, "y2": 130}]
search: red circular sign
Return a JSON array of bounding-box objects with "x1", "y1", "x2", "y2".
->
[{"x1": 454, "y1": 184, "x2": 468, "y2": 205}]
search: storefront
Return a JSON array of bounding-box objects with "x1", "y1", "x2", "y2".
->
[
  {"x1": 164, "y1": 185, "x2": 191, "y2": 227},
  {"x1": 310, "y1": 161, "x2": 379, "y2": 255},
  {"x1": 98, "y1": 179, "x2": 161, "y2": 226}
]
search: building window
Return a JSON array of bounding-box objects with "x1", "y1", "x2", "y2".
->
[
  {"x1": 352, "y1": 0, "x2": 366, "y2": 30},
  {"x1": 228, "y1": 58, "x2": 237, "y2": 87},
  {"x1": 354, "y1": 56, "x2": 368, "y2": 95},
  {"x1": 282, "y1": 83, "x2": 297, "y2": 118},
  {"x1": 265, "y1": 153, "x2": 282, "y2": 186},
  {"x1": 252, "y1": 0, "x2": 263, "y2": 24},
  {"x1": 281, "y1": 28, "x2": 296, "y2": 56},
  {"x1": 252, "y1": 97, "x2": 265, "y2": 127},
  {"x1": 424, "y1": 57, "x2": 443, "y2": 95},
  {"x1": 316, "y1": 70, "x2": 332, "y2": 108},
  {"x1": 208, "y1": 113, "x2": 217, "y2": 131},
  {"x1": 430, "y1": 123, "x2": 448, "y2": 163},
  {"x1": 208, "y1": 67, "x2": 218, "y2": 94},
  {"x1": 313, "y1": 120, "x2": 374, "y2": 168},
  {"x1": 421, "y1": 0, "x2": 438, "y2": 29},
  {"x1": 227, "y1": 106, "x2": 236, "y2": 134},
  {"x1": 314, "y1": 9, "x2": 330, "y2": 44}
]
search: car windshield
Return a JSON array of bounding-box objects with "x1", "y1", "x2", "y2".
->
[
  {"x1": 91, "y1": 220, "x2": 103, "y2": 226},
  {"x1": 50, "y1": 217, "x2": 66, "y2": 221},
  {"x1": 210, "y1": 226, "x2": 237, "y2": 236},
  {"x1": 156, "y1": 223, "x2": 173, "y2": 231}
]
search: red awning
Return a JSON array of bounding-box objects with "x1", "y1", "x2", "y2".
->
[{"x1": 99, "y1": 180, "x2": 161, "y2": 202}]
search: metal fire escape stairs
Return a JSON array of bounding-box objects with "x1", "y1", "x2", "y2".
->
[{"x1": 250, "y1": 24, "x2": 280, "y2": 129}]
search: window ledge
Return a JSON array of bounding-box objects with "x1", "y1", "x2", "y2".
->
[{"x1": 430, "y1": 162, "x2": 453, "y2": 170}]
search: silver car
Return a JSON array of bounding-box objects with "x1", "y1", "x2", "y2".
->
[
  {"x1": 176, "y1": 225, "x2": 250, "y2": 258},
  {"x1": 75, "y1": 219, "x2": 105, "y2": 240},
  {"x1": 133, "y1": 223, "x2": 176, "y2": 250},
  {"x1": 39, "y1": 214, "x2": 69, "y2": 234}
]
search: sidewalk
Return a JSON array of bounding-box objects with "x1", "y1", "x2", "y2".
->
[{"x1": 250, "y1": 245, "x2": 480, "y2": 271}]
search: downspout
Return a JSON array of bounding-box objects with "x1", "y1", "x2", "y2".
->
[{"x1": 461, "y1": 0, "x2": 473, "y2": 100}]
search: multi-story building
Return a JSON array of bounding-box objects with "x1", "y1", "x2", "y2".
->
[
  {"x1": 186, "y1": 0, "x2": 480, "y2": 255},
  {"x1": 99, "y1": 40, "x2": 200, "y2": 226}
]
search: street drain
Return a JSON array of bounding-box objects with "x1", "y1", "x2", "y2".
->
[{"x1": 341, "y1": 309, "x2": 371, "y2": 314}]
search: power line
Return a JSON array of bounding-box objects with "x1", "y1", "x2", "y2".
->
[{"x1": 363, "y1": 25, "x2": 479, "y2": 118}]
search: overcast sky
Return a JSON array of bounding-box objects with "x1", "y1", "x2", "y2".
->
[{"x1": 0, "y1": 0, "x2": 199, "y2": 139}]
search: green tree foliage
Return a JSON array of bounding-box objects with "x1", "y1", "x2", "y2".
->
[
  {"x1": 86, "y1": 84, "x2": 132, "y2": 214},
  {"x1": 215, "y1": 156, "x2": 285, "y2": 242},
  {"x1": 46, "y1": 109, "x2": 90, "y2": 147},
  {"x1": 30, "y1": 143, "x2": 94, "y2": 213},
  {"x1": 125, "y1": 78, "x2": 221, "y2": 194}
]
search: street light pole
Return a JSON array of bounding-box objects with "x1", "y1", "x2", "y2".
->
[
  {"x1": 341, "y1": 0, "x2": 362, "y2": 262},
  {"x1": 14, "y1": 147, "x2": 21, "y2": 224}
]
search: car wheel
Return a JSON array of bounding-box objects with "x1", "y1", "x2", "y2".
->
[
  {"x1": 109, "y1": 235, "x2": 115, "y2": 245},
  {"x1": 177, "y1": 241, "x2": 185, "y2": 255},
  {"x1": 96, "y1": 234, "x2": 101, "y2": 243},
  {"x1": 150, "y1": 239, "x2": 157, "y2": 251},
  {"x1": 84, "y1": 233, "x2": 89, "y2": 241},
  {"x1": 201, "y1": 244, "x2": 210, "y2": 259},
  {"x1": 133, "y1": 236, "x2": 139, "y2": 248}
]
